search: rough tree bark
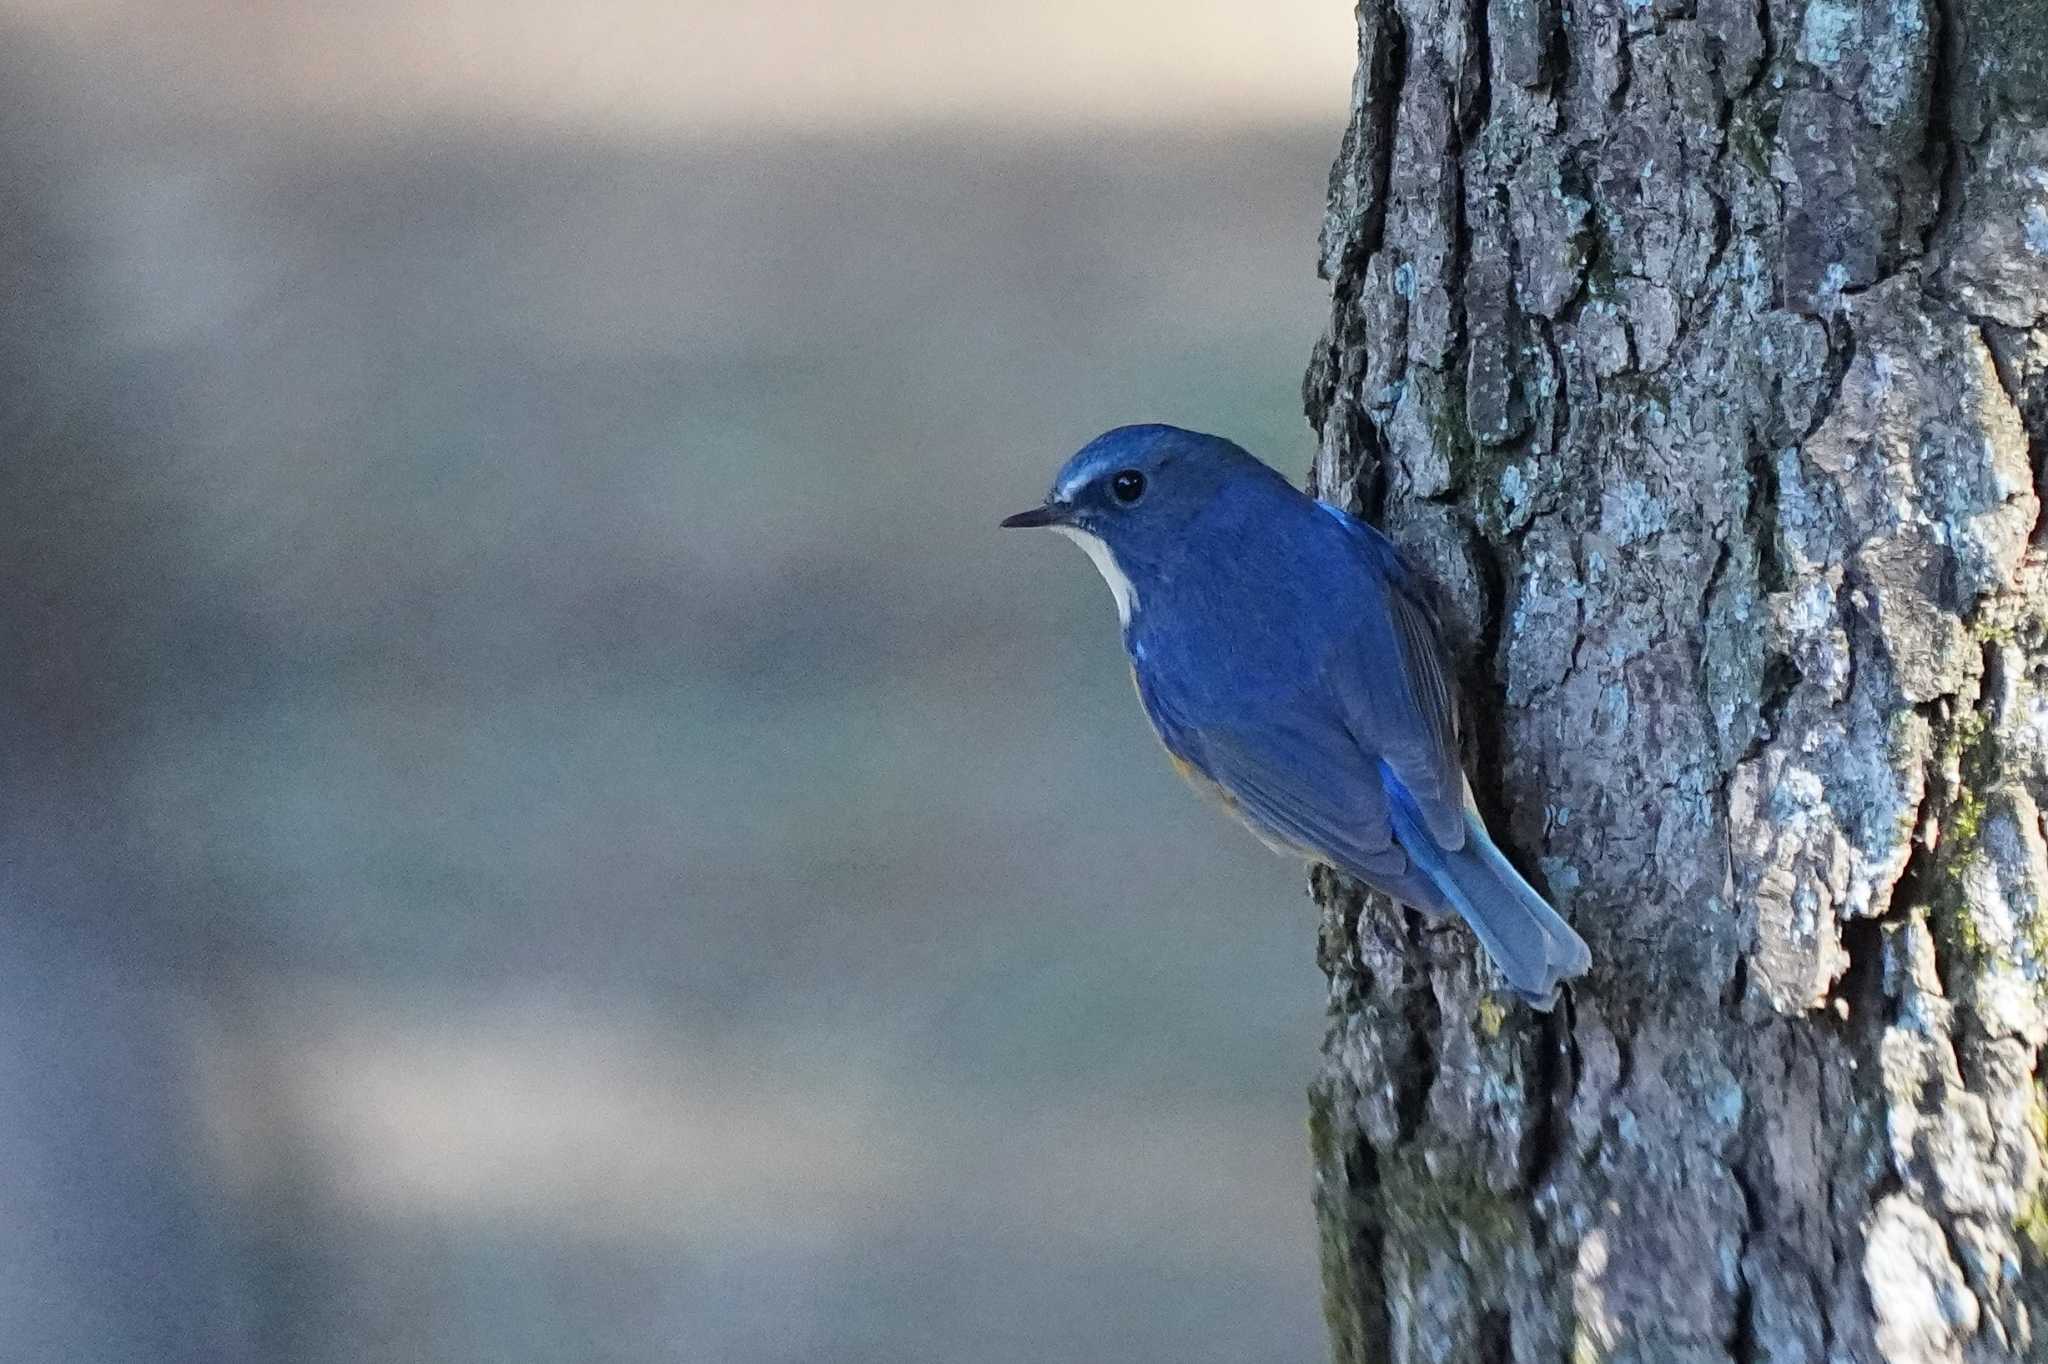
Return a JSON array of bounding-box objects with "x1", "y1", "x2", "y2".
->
[{"x1": 1301, "y1": 0, "x2": 2048, "y2": 1360}]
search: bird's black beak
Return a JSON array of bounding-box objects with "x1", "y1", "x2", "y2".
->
[{"x1": 1000, "y1": 504, "x2": 1061, "y2": 529}]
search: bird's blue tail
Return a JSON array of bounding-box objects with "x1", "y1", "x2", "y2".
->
[{"x1": 1386, "y1": 784, "x2": 1591, "y2": 1010}]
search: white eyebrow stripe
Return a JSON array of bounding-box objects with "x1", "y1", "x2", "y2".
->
[
  {"x1": 1052, "y1": 525, "x2": 1137, "y2": 626},
  {"x1": 1053, "y1": 470, "x2": 1094, "y2": 502}
]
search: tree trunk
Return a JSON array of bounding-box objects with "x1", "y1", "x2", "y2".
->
[{"x1": 1302, "y1": 0, "x2": 2048, "y2": 1359}]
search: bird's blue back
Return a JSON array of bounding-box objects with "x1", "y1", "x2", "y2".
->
[{"x1": 1124, "y1": 464, "x2": 1408, "y2": 727}]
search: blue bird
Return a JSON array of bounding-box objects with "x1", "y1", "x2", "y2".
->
[{"x1": 1002, "y1": 424, "x2": 1590, "y2": 1008}]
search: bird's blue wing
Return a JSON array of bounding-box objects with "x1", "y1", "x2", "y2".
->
[
  {"x1": 1137, "y1": 668, "x2": 1415, "y2": 883},
  {"x1": 1315, "y1": 506, "x2": 1468, "y2": 850}
]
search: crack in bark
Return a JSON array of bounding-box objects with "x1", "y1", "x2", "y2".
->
[
  {"x1": 1919, "y1": 0, "x2": 1965, "y2": 258},
  {"x1": 1728, "y1": 1155, "x2": 1763, "y2": 1364},
  {"x1": 1834, "y1": 915, "x2": 1897, "y2": 1023},
  {"x1": 1609, "y1": 14, "x2": 1633, "y2": 117},
  {"x1": 1521, "y1": 1004, "x2": 1574, "y2": 1193},
  {"x1": 1460, "y1": 0, "x2": 1493, "y2": 141},
  {"x1": 1398, "y1": 915, "x2": 1445, "y2": 1143},
  {"x1": 1802, "y1": 315, "x2": 1858, "y2": 439},
  {"x1": 1480, "y1": 1307, "x2": 1512, "y2": 1364}
]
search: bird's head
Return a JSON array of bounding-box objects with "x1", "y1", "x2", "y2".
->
[{"x1": 1000, "y1": 424, "x2": 1271, "y2": 626}]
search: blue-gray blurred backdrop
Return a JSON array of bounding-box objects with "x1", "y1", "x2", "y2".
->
[{"x1": 0, "y1": 4, "x2": 1353, "y2": 1360}]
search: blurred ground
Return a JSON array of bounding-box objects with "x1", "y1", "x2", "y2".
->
[{"x1": 0, "y1": 6, "x2": 1349, "y2": 1361}]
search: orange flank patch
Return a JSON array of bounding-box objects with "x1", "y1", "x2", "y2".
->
[
  {"x1": 1168, "y1": 751, "x2": 1220, "y2": 797},
  {"x1": 1161, "y1": 746, "x2": 1320, "y2": 863},
  {"x1": 1129, "y1": 664, "x2": 1322, "y2": 864}
]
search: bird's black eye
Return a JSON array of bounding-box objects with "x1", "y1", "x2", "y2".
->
[{"x1": 1110, "y1": 469, "x2": 1146, "y2": 504}]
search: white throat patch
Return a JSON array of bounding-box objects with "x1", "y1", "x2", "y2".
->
[{"x1": 1053, "y1": 525, "x2": 1138, "y2": 626}]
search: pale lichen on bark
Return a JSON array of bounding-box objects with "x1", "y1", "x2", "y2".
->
[{"x1": 1302, "y1": 0, "x2": 2048, "y2": 1359}]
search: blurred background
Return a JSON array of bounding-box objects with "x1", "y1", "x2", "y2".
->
[{"x1": 0, "y1": 3, "x2": 1352, "y2": 1360}]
